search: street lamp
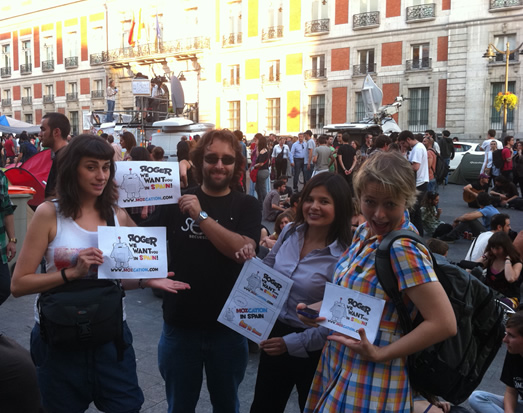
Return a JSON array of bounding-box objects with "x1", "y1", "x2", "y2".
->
[{"x1": 482, "y1": 41, "x2": 523, "y2": 138}]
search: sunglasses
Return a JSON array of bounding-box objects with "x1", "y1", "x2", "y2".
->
[{"x1": 204, "y1": 154, "x2": 236, "y2": 165}]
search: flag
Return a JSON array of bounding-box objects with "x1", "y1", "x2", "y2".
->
[
  {"x1": 155, "y1": 13, "x2": 161, "y2": 41},
  {"x1": 128, "y1": 12, "x2": 136, "y2": 46},
  {"x1": 137, "y1": 8, "x2": 143, "y2": 43}
]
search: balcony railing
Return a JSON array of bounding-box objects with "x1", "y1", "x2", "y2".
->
[
  {"x1": 43, "y1": 94, "x2": 54, "y2": 104},
  {"x1": 65, "y1": 56, "x2": 78, "y2": 68},
  {"x1": 353, "y1": 63, "x2": 377, "y2": 76},
  {"x1": 262, "y1": 26, "x2": 284, "y2": 42},
  {"x1": 66, "y1": 92, "x2": 78, "y2": 101},
  {"x1": 21, "y1": 97, "x2": 32, "y2": 105},
  {"x1": 406, "y1": 3, "x2": 436, "y2": 21},
  {"x1": 1, "y1": 99, "x2": 11, "y2": 107},
  {"x1": 90, "y1": 52, "x2": 108, "y2": 65},
  {"x1": 0, "y1": 67, "x2": 11, "y2": 78},
  {"x1": 223, "y1": 78, "x2": 240, "y2": 87},
  {"x1": 262, "y1": 73, "x2": 281, "y2": 84},
  {"x1": 106, "y1": 38, "x2": 210, "y2": 62},
  {"x1": 91, "y1": 90, "x2": 105, "y2": 99},
  {"x1": 222, "y1": 32, "x2": 242, "y2": 47},
  {"x1": 304, "y1": 68, "x2": 327, "y2": 80},
  {"x1": 304, "y1": 19, "x2": 329, "y2": 35},
  {"x1": 406, "y1": 58, "x2": 432, "y2": 70},
  {"x1": 490, "y1": 0, "x2": 523, "y2": 9},
  {"x1": 20, "y1": 63, "x2": 32, "y2": 74},
  {"x1": 42, "y1": 60, "x2": 54, "y2": 72},
  {"x1": 489, "y1": 52, "x2": 520, "y2": 64},
  {"x1": 353, "y1": 11, "x2": 380, "y2": 29}
]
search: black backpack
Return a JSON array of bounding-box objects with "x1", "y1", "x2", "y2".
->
[
  {"x1": 376, "y1": 230, "x2": 505, "y2": 405},
  {"x1": 429, "y1": 148, "x2": 449, "y2": 185},
  {"x1": 492, "y1": 148, "x2": 504, "y2": 169}
]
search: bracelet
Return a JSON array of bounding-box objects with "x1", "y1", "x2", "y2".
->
[
  {"x1": 138, "y1": 278, "x2": 145, "y2": 289},
  {"x1": 61, "y1": 268, "x2": 69, "y2": 284}
]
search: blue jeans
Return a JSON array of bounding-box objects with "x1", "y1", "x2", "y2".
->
[
  {"x1": 293, "y1": 158, "x2": 305, "y2": 191},
  {"x1": 428, "y1": 178, "x2": 437, "y2": 193},
  {"x1": 31, "y1": 321, "x2": 143, "y2": 413},
  {"x1": 443, "y1": 157, "x2": 450, "y2": 184},
  {"x1": 107, "y1": 99, "x2": 115, "y2": 122},
  {"x1": 469, "y1": 390, "x2": 523, "y2": 412},
  {"x1": 158, "y1": 323, "x2": 248, "y2": 413}
]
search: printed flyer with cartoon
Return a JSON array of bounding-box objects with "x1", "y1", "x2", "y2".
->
[
  {"x1": 115, "y1": 161, "x2": 180, "y2": 208},
  {"x1": 97, "y1": 226, "x2": 168, "y2": 279},
  {"x1": 218, "y1": 258, "x2": 293, "y2": 344},
  {"x1": 318, "y1": 282, "x2": 386, "y2": 344}
]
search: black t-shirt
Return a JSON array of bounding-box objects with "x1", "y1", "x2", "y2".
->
[
  {"x1": 45, "y1": 147, "x2": 64, "y2": 199},
  {"x1": 471, "y1": 181, "x2": 490, "y2": 192},
  {"x1": 144, "y1": 186, "x2": 261, "y2": 328},
  {"x1": 493, "y1": 182, "x2": 519, "y2": 198},
  {"x1": 337, "y1": 144, "x2": 356, "y2": 172},
  {"x1": 257, "y1": 151, "x2": 270, "y2": 170},
  {"x1": 501, "y1": 351, "x2": 523, "y2": 399}
]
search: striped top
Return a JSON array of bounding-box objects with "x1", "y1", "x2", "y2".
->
[{"x1": 305, "y1": 213, "x2": 437, "y2": 412}]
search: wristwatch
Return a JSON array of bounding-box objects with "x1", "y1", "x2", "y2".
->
[
  {"x1": 195, "y1": 211, "x2": 208, "y2": 225},
  {"x1": 9, "y1": 238, "x2": 16, "y2": 244}
]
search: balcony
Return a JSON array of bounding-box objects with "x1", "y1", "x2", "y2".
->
[
  {"x1": 222, "y1": 32, "x2": 242, "y2": 47},
  {"x1": 490, "y1": 0, "x2": 523, "y2": 10},
  {"x1": 21, "y1": 97, "x2": 32, "y2": 106},
  {"x1": 65, "y1": 56, "x2": 78, "y2": 69},
  {"x1": 66, "y1": 92, "x2": 78, "y2": 101},
  {"x1": 406, "y1": 3, "x2": 436, "y2": 22},
  {"x1": 262, "y1": 73, "x2": 280, "y2": 84},
  {"x1": 90, "y1": 52, "x2": 108, "y2": 65},
  {"x1": 223, "y1": 78, "x2": 240, "y2": 87},
  {"x1": 42, "y1": 60, "x2": 54, "y2": 72},
  {"x1": 262, "y1": 26, "x2": 284, "y2": 42},
  {"x1": 43, "y1": 94, "x2": 54, "y2": 104},
  {"x1": 304, "y1": 19, "x2": 329, "y2": 36},
  {"x1": 91, "y1": 90, "x2": 104, "y2": 99},
  {"x1": 353, "y1": 63, "x2": 377, "y2": 76},
  {"x1": 353, "y1": 11, "x2": 380, "y2": 29},
  {"x1": 1, "y1": 99, "x2": 11, "y2": 107},
  {"x1": 106, "y1": 38, "x2": 211, "y2": 62},
  {"x1": 406, "y1": 58, "x2": 432, "y2": 71},
  {"x1": 488, "y1": 52, "x2": 520, "y2": 64},
  {"x1": 0, "y1": 67, "x2": 11, "y2": 78},
  {"x1": 304, "y1": 68, "x2": 327, "y2": 80},
  {"x1": 20, "y1": 63, "x2": 32, "y2": 75}
]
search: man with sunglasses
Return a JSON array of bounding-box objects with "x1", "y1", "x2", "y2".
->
[{"x1": 143, "y1": 129, "x2": 261, "y2": 413}]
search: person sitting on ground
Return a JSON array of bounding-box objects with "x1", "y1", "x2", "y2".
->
[
  {"x1": 469, "y1": 310, "x2": 523, "y2": 412},
  {"x1": 465, "y1": 213, "x2": 511, "y2": 261},
  {"x1": 262, "y1": 180, "x2": 288, "y2": 222},
  {"x1": 278, "y1": 175, "x2": 293, "y2": 207},
  {"x1": 439, "y1": 192, "x2": 499, "y2": 243},
  {"x1": 490, "y1": 175, "x2": 523, "y2": 210},
  {"x1": 463, "y1": 173, "x2": 490, "y2": 208},
  {"x1": 421, "y1": 191, "x2": 452, "y2": 238},
  {"x1": 287, "y1": 192, "x2": 300, "y2": 215},
  {"x1": 476, "y1": 232, "x2": 522, "y2": 310},
  {"x1": 260, "y1": 210, "x2": 295, "y2": 250},
  {"x1": 426, "y1": 238, "x2": 449, "y2": 257}
]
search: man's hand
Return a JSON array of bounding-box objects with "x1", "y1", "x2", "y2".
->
[
  {"x1": 178, "y1": 195, "x2": 202, "y2": 221},
  {"x1": 260, "y1": 337, "x2": 288, "y2": 356},
  {"x1": 6, "y1": 241, "x2": 16, "y2": 262}
]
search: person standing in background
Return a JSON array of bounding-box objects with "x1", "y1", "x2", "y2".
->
[{"x1": 106, "y1": 80, "x2": 117, "y2": 123}]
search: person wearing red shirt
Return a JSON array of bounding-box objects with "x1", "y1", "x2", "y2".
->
[
  {"x1": 3, "y1": 134, "x2": 15, "y2": 165},
  {"x1": 501, "y1": 135, "x2": 515, "y2": 181}
]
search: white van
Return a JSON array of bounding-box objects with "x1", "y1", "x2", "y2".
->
[{"x1": 150, "y1": 118, "x2": 214, "y2": 159}]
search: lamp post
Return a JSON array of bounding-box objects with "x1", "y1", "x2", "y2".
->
[{"x1": 482, "y1": 41, "x2": 523, "y2": 138}]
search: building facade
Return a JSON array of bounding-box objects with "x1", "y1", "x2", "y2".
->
[{"x1": 0, "y1": 0, "x2": 522, "y2": 140}]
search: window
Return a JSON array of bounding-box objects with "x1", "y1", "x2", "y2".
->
[
  {"x1": 311, "y1": 0, "x2": 328, "y2": 19},
  {"x1": 358, "y1": 49, "x2": 375, "y2": 74},
  {"x1": 408, "y1": 87, "x2": 429, "y2": 132},
  {"x1": 24, "y1": 113, "x2": 33, "y2": 124},
  {"x1": 267, "y1": 1, "x2": 283, "y2": 27},
  {"x1": 24, "y1": 87, "x2": 32, "y2": 98},
  {"x1": 267, "y1": 60, "x2": 280, "y2": 82},
  {"x1": 65, "y1": 31, "x2": 78, "y2": 58},
  {"x1": 494, "y1": 34, "x2": 517, "y2": 62},
  {"x1": 3, "y1": 89, "x2": 11, "y2": 100},
  {"x1": 359, "y1": 0, "x2": 378, "y2": 12},
  {"x1": 94, "y1": 79, "x2": 103, "y2": 91},
  {"x1": 227, "y1": 101, "x2": 240, "y2": 130},
  {"x1": 227, "y1": 2, "x2": 242, "y2": 36},
  {"x1": 412, "y1": 43, "x2": 430, "y2": 68},
  {"x1": 43, "y1": 38, "x2": 54, "y2": 61},
  {"x1": 309, "y1": 95, "x2": 325, "y2": 130},
  {"x1": 21, "y1": 40, "x2": 31, "y2": 65},
  {"x1": 70, "y1": 111, "x2": 79, "y2": 135},
  {"x1": 2, "y1": 44, "x2": 10, "y2": 68},
  {"x1": 266, "y1": 98, "x2": 280, "y2": 133},
  {"x1": 70, "y1": 83, "x2": 78, "y2": 93},
  {"x1": 355, "y1": 92, "x2": 365, "y2": 120},
  {"x1": 226, "y1": 64, "x2": 240, "y2": 86},
  {"x1": 91, "y1": 27, "x2": 104, "y2": 53},
  {"x1": 311, "y1": 54, "x2": 325, "y2": 77},
  {"x1": 185, "y1": 8, "x2": 199, "y2": 37},
  {"x1": 46, "y1": 84, "x2": 54, "y2": 95},
  {"x1": 491, "y1": 81, "x2": 515, "y2": 130}
]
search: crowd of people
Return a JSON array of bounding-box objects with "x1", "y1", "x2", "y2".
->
[{"x1": 1, "y1": 114, "x2": 523, "y2": 413}]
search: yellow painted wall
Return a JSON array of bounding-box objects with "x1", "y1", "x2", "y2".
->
[
  {"x1": 248, "y1": 0, "x2": 258, "y2": 37},
  {"x1": 286, "y1": 53, "x2": 302, "y2": 76},
  {"x1": 246, "y1": 94, "x2": 258, "y2": 134},
  {"x1": 64, "y1": 18, "x2": 78, "y2": 27},
  {"x1": 89, "y1": 13, "x2": 104, "y2": 23},
  {"x1": 216, "y1": 63, "x2": 221, "y2": 83},
  {"x1": 289, "y1": 0, "x2": 301, "y2": 32},
  {"x1": 215, "y1": 0, "x2": 220, "y2": 43},
  {"x1": 215, "y1": 97, "x2": 221, "y2": 129},
  {"x1": 245, "y1": 58, "x2": 260, "y2": 80},
  {"x1": 287, "y1": 91, "x2": 301, "y2": 132}
]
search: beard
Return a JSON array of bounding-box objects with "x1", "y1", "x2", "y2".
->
[{"x1": 202, "y1": 166, "x2": 234, "y2": 192}]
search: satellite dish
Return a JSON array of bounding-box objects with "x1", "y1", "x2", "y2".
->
[
  {"x1": 170, "y1": 77, "x2": 185, "y2": 116},
  {"x1": 361, "y1": 74, "x2": 383, "y2": 119}
]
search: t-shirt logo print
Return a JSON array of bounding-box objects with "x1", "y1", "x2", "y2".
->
[{"x1": 180, "y1": 217, "x2": 208, "y2": 239}]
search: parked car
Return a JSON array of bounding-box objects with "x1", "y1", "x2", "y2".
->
[{"x1": 449, "y1": 142, "x2": 483, "y2": 171}]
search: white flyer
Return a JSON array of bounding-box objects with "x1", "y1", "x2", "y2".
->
[
  {"x1": 97, "y1": 226, "x2": 168, "y2": 279},
  {"x1": 318, "y1": 282, "x2": 386, "y2": 344},
  {"x1": 115, "y1": 161, "x2": 180, "y2": 207},
  {"x1": 218, "y1": 258, "x2": 294, "y2": 344}
]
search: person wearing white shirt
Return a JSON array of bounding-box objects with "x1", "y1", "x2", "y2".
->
[
  {"x1": 465, "y1": 213, "x2": 511, "y2": 261},
  {"x1": 481, "y1": 129, "x2": 503, "y2": 152},
  {"x1": 272, "y1": 137, "x2": 290, "y2": 179}
]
